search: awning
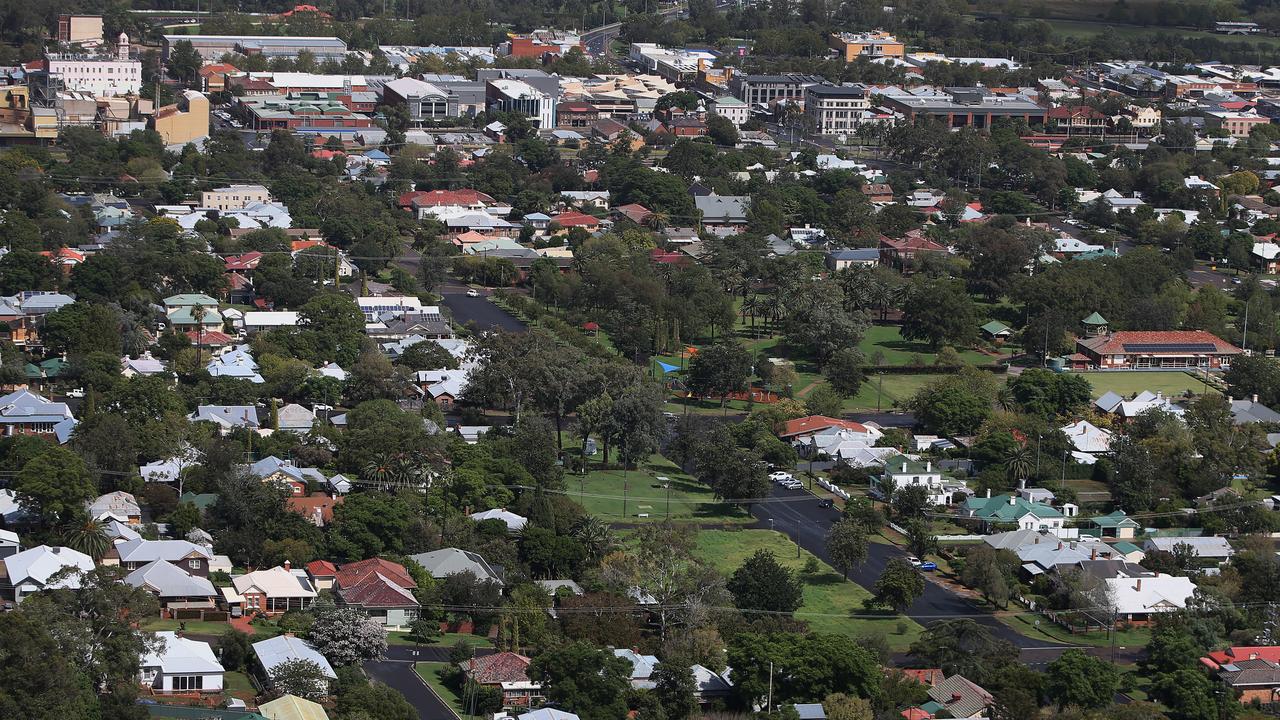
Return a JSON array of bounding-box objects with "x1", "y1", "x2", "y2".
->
[{"x1": 1021, "y1": 563, "x2": 1045, "y2": 576}]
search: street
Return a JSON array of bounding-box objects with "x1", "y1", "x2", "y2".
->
[
  {"x1": 363, "y1": 645, "x2": 493, "y2": 720},
  {"x1": 752, "y1": 484, "x2": 1146, "y2": 666},
  {"x1": 438, "y1": 282, "x2": 527, "y2": 332}
]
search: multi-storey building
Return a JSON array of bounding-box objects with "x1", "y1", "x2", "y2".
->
[
  {"x1": 804, "y1": 84, "x2": 870, "y2": 135},
  {"x1": 828, "y1": 31, "x2": 905, "y2": 62},
  {"x1": 730, "y1": 73, "x2": 825, "y2": 108}
]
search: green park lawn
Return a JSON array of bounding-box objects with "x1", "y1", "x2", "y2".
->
[
  {"x1": 695, "y1": 529, "x2": 924, "y2": 651},
  {"x1": 1077, "y1": 371, "x2": 1217, "y2": 399},
  {"x1": 562, "y1": 453, "x2": 753, "y2": 524},
  {"x1": 999, "y1": 610, "x2": 1152, "y2": 649},
  {"x1": 387, "y1": 631, "x2": 494, "y2": 647},
  {"x1": 222, "y1": 671, "x2": 257, "y2": 701},
  {"x1": 415, "y1": 662, "x2": 474, "y2": 717},
  {"x1": 843, "y1": 373, "x2": 949, "y2": 411},
  {"x1": 858, "y1": 325, "x2": 1006, "y2": 366}
]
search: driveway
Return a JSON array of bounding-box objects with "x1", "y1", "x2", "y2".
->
[{"x1": 752, "y1": 484, "x2": 1077, "y2": 657}]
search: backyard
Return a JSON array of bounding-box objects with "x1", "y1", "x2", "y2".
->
[
  {"x1": 695, "y1": 529, "x2": 924, "y2": 651},
  {"x1": 562, "y1": 453, "x2": 753, "y2": 524}
]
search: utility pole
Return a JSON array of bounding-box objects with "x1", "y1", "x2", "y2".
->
[{"x1": 767, "y1": 661, "x2": 774, "y2": 713}]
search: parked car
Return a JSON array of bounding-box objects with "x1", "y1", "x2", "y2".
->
[
  {"x1": 769, "y1": 471, "x2": 793, "y2": 482},
  {"x1": 782, "y1": 480, "x2": 803, "y2": 490},
  {"x1": 818, "y1": 499, "x2": 834, "y2": 509},
  {"x1": 907, "y1": 556, "x2": 922, "y2": 568},
  {"x1": 920, "y1": 561, "x2": 938, "y2": 571},
  {"x1": 466, "y1": 288, "x2": 480, "y2": 297},
  {"x1": 66, "y1": 388, "x2": 85, "y2": 398}
]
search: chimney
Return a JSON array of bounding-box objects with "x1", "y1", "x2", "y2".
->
[
  {"x1": 1034, "y1": 536, "x2": 1040, "y2": 544},
  {"x1": 926, "y1": 461, "x2": 932, "y2": 472},
  {"x1": 1057, "y1": 541, "x2": 1063, "y2": 550},
  {"x1": 1009, "y1": 495, "x2": 1017, "y2": 505},
  {"x1": 1019, "y1": 478, "x2": 1026, "y2": 490},
  {"x1": 1253, "y1": 394, "x2": 1260, "y2": 404},
  {"x1": 283, "y1": 559, "x2": 291, "y2": 571},
  {"x1": 986, "y1": 488, "x2": 992, "y2": 498},
  {"x1": 1091, "y1": 548, "x2": 1097, "y2": 560},
  {"x1": 1135, "y1": 578, "x2": 1142, "y2": 591}
]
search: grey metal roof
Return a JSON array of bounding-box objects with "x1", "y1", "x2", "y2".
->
[
  {"x1": 125, "y1": 560, "x2": 216, "y2": 598},
  {"x1": 251, "y1": 635, "x2": 337, "y2": 679}
]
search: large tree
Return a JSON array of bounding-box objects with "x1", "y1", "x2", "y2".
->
[
  {"x1": 686, "y1": 341, "x2": 753, "y2": 409},
  {"x1": 14, "y1": 445, "x2": 96, "y2": 526},
  {"x1": 900, "y1": 277, "x2": 978, "y2": 350},
  {"x1": 868, "y1": 558, "x2": 924, "y2": 613},
  {"x1": 1044, "y1": 649, "x2": 1119, "y2": 710},
  {"x1": 526, "y1": 641, "x2": 632, "y2": 720},
  {"x1": 727, "y1": 632, "x2": 880, "y2": 707},
  {"x1": 307, "y1": 605, "x2": 388, "y2": 667},
  {"x1": 727, "y1": 548, "x2": 804, "y2": 614},
  {"x1": 825, "y1": 518, "x2": 868, "y2": 580}
]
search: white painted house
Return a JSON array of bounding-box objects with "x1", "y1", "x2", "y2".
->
[{"x1": 139, "y1": 631, "x2": 224, "y2": 694}]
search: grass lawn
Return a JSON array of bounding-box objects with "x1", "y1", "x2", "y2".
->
[
  {"x1": 1077, "y1": 371, "x2": 1217, "y2": 399},
  {"x1": 388, "y1": 631, "x2": 493, "y2": 648},
  {"x1": 223, "y1": 671, "x2": 256, "y2": 700},
  {"x1": 695, "y1": 529, "x2": 924, "y2": 651},
  {"x1": 843, "y1": 373, "x2": 950, "y2": 411},
  {"x1": 415, "y1": 662, "x2": 473, "y2": 717},
  {"x1": 858, "y1": 325, "x2": 1005, "y2": 367},
  {"x1": 140, "y1": 619, "x2": 237, "y2": 636},
  {"x1": 998, "y1": 609, "x2": 1152, "y2": 648},
  {"x1": 563, "y1": 453, "x2": 753, "y2": 524}
]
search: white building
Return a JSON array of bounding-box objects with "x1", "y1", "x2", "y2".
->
[
  {"x1": 200, "y1": 184, "x2": 272, "y2": 211},
  {"x1": 3, "y1": 545, "x2": 95, "y2": 602},
  {"x1": 139, "y1": 632, "x2": 224, "y2": 694},
  {"x1": 707, "y1": 96, "x2": 749, "y2": 127},
  {"x1": 487, "y1": 79, "x2": 556, "y2": 129},
  {"x1": 804, "y1": 84, "x2": 871, "y2": 136},
  {"x1": 46, "y1": 34, "x2": 141, "y2": 96}
]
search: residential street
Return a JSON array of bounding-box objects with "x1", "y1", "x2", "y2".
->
[
  {"x1": 364, "y1": 659, "x2": 457, "y2": 720},
  {"x1": 437, "y1": 282, "x2": 528, "y2": 332}
]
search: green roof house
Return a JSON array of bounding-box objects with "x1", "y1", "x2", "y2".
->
[
  {"x1": 963, "y1": 492, "x2": 1064, "y2": 532},
  {"x1": 163, "y1": 293, "x2": 220, "y2": 310},
  {"x1": 167, "y1": 305, "x2": 224, "y2": 330},
  {"x1": 874, "y1": 454, "x2": 967, "y2": 506},
  {"x1": 980, "y1": 320, "x2": 1012, "y2": 341},
  {"x1": 1088, "y1": 509, "x2": 1140, "y2": 539}
]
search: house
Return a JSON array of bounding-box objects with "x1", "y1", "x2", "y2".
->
[
  {"x1": 871, "y1": 455, "x2": 963, "y2": 506},
  {"x1": 124, "y1": 560, "x2": 218, "y2": 613},
  {"x1": 826, "y1": 248, "x2": 880, "y2": 270},
  {"x1": 1203, "y1": 647, "x2": 1280, "y2": 704},
  {"x1": 691, "y1": 664, "x2": 733, "y2": 702},
  {"x1": 1144, "y1": 536, "x2": 1235, "y2": 562},
  {"x1": 1230, "y1": 397, "x2": 1280, "y2": 425},
  {"x1": 695, "y1": 195, "x2": 750, "y2": 235},
  {"x1": 140, "y1": 632, "x2": 224, "y2": 695},
  {"x1": 122, "y1": 352, "x2": 167, "y2": 377},
  {"x1": 879, "y1": 230, "x2": 949, "y2": 272},
  {"x1": 205, "y1": 345, "x2": 265, "y2": 383},
  {"x1": 615, "y1": 648, "x2": 660, "y2": 689},
  {"x1": 275, "y1": 403, "x2": 317, "y2": 433},
  {"x1": 253, "y1": 635, "x2": 336, "y2": 689},
  {"x1": 1089, "y1": 509, "x2": 1141, "y2": 539},
  {"x1": 779, "y1": 415, "x2": 877, "y2": 441},
  {"x1": 918, "y1": 674, "x2": 993, "y2": 719},
  {"x1": 980, "y1": 320, "x2": 1012, "y2": 341},
  {"x1": 470, "y1": 508, "x2": 529, "y2": 532},
  {"x1": 0, "y1": 388, "x2": 76, "y2": 441},
  {"x1": 1253, "y1": 241, "x2": 1280, "y2": 273},
  {"x1": 1105, "y1": 573, "x2": 1197, "y2": 624},
  {"x1": 862, "y1": 183, "x2": 894, "y2": 203},
  {"x1": 1015, "y1": 538, "x2": 1120, "y2": 576},
  {"x1": 1074, "y1": 329, "x2": 1241, "y2": 370},
  {"x1": 286, "y1": 493, "x2": 342, "y2": 526},
  {"x1": 334, "y1": 558, "x2": 419, "y2": 627},
  {"x1": 189, "y1": 405, "x2": 260, "y2": 433},
  {"x1": 305, "y1": 560, "x2": 337, "y2": 591},
  {"x1": 1093, "y1": 390, "x2": 1186, "y2": 421},
  {"x1": 248, "y1": 456, "x2": 328, "y2": 496},
  {"x1": 229, "y1": 564, "x2": 318, "y2": 616},
  {"x1": 87, "y1": 490, "x2": 141, "y2": 524},
  {"x1": 963, "y1": 493, "x2": 1065, "y2": 532},
  {"x1": 0, "y1": 545, "x2": 95, "y2": 602},
  {"x1": 0, "y1": 529, "x2": 17, "y2": 559},
  {"x1": 105, "y1": 539, "x2": 212, "y2": 576},
  {"x1": 410, "y1": 548, "x2": 503, "y2": 585},
  {"x1": 461, "y1": 651, "x2": 543, "y2": 709},
  {"x1": 1061, "y1": 419, "x2": 1112, "y2": 463},
  {"x1": 259, "y1": 695, "x2": 330, "y2": 720}
]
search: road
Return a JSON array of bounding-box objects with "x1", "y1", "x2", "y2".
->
[
  {"x1": 364, "y1": 645, "x2": 493, "y2": 720},
  {"x1": 752, "y1": 484, "x2": 1148, "y2": 665},
  {"x1": 438, "y1": 283, "x2": 527, "y2": 332}
]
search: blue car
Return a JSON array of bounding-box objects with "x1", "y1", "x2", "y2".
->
[{"x1": 920, "y1": 561, "x2": 937, "y2": 571}]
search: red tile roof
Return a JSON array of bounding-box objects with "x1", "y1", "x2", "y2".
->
[
  {"x1": 778, "y1": 415, "x2": 869, "y2": 438},
  {"x1": 879, "y1": 230, "x2": 948, "y2": 253},
  {"x1": 185, "y1": 330, "x2": 235, "y2": 347},
  {"x1": 338, "y1": 572, "x2": 419, "y2": 608},
  {"x1": 225, "y1": 250, "x2": 263, "y2": 271},
  {"x1": 553, "y1": 211, "x2": 601, "y2": 228},
  {"x1": 401, "y1": 189, "x2": 495, "y2": 209},
  {"x1": 291, "y1": 240, "x2": 330, "y2": 253},
  {"x1": 1203, "y1": 646, "x2": 1280, "y2": 670},
  {"x1": 336, "y1": 558, "x2": 415, "y2": 590},
  {"x1": 286, "y1": 493, "x2": 343, "y2": 525},
  {"x1": 616, "y1": 203, "x2": 653, "y2": 224},
  {"x1": 199, "y1": 63, "x2": 239, "y2": 77},
  {"x1": 1077, "y1": 330, "x2": 1242, "y2": 356},
  {"x1": 900, "y1": 668, "x2": 944, "y2": 686},
  {"x1": 306, "y1": 560, "x2": 337, "y2": 577},
  {"x1": 465, "y1": 652, "x2": 533, "y2": 684},
  {"x1": 901, "y1": 709, "x2": 931, "y2": 720}
]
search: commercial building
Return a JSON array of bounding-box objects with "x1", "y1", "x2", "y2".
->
[
  {"x1": 152, "y1": 90, "x2": 209, "y2": 146},
  {"x1": 1074, "y1": 329, "x2": 1242, "y2": 370},
  {"x1": 730, "y1": 73, "x2": 825, "y2": 108},
  {"x1": 486, "y1": 78, "x2": 556, "y2": 129},
  {"x1": 803, "y1": 84, "x2": 870, "y2": 135},
  {"x1": 707, "y1": 95, "x2": 748, "y2": 126},
  {"x1": 45, "y1": 35, "x2": 140, "y2": 96},
  {"x1": 628, "y1": 43, "x2": 719, "y2": 82},
  {"x1": 878, "y1": 87, "x2": 1046, "y2": 128},
  {"x1": 234, "y1": 93, "x2": 376, "y2": 132},
  {"x1": 828, "y1": 31, "x2": 905, "y2": 62},
  {"x1": 57, "y1": 15, "x2": 104, "y2": 46},
  {"x1": 162, "y1": 34, "x2": 348, "y2": 62},
  {"x1": 1205, "y1": 110, "x2": 1271, "y2": 138},
  {"x1": 380, "y1": 76, "x2": 484, "y2": 123},
  {"x1": 502, "y1": 30, "x2": 583, "y2": 59},
  {"x1": 201, "y1": 185, "x2": 271, "y2": 211}
]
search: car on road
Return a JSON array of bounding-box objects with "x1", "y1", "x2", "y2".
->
[
  {"x1": 817, "y1": 499, "x2": 834, "y2": 509},
  {"x1": 920, "y1": 561, "x2": 938, "y2": 571},
  {"x1": 466, "y1": 288, "x2": 479, "y2": 297},
  {"x1": 907, "y1": 555, "x2": 922, "y2": 568},
  {"x1": 66, "y1": 388, "x2": 85, "y2": 398},
  {"x1": 781, "y1": 480, "x2": 803, "y2": 490},
  {"x1": 768, "y1": 471, "x2": 793, "y2": 482}
]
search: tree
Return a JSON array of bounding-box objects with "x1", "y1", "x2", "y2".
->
[
  {"x1": 269, "y1": 658, "x2": 331, "y2": 700},
  {"x1": 307, "y1": 605, "x2": 388, "y2": 667},
  {"x1": 1045, "y1": 649, "x2": 1119, "y2": 710},
  {"x1": 826, "y1": 518, "x2": 868, "y2": 579},
  {"x1": 14, "y1": 446, "x2": 96, "y2": 526},
  {"x1": 908, "y1": 619, "x2": 1016, "y2": 678},
  {"x1": 62, "y1": 518, "x2": 111, "y2": 561},
  {"x1": 728, "y1": 549, "x2": 804, "y2": 613},
  {"x1": 960, "y1": 545, "x2": 1016, "y2": 608},
  {"x1": 0, "y1": 612, "x2": 98, "y2": 720},
  {"x1": 823, "y1": 693, "x2": 874, "y2": 720},
  {"x1": 805, "y1": 384, "x2": 845, "y2": 418},
  {"x1": 653, "y1": 662, "x2": 699, "y2": 720},
  {"x1": 901, "y1": 277, "x2": 978, "y2": 350},
  {"x1": 1150, "y1": 668, "x2": 1223, "y2": 720},
  {"x1": 325, "y1": 491, "x2": 415, "y2": 562},
  {"x1": 868, "y1": 558, "x2": 923, "y2": 613},
  {"x1": 902, "y1": 518, "x2": 938, "y2": 560},
  {"x1": 1009, "y1": 368, "x2": 1093, "y2": 417},
  {"x1": 823, "y1": 348, "x2": 866, "y2": 397},
  {"x1": 686, "y1": 341, "x2": 752, "y2": 409},
  {"x1": 215, "y1": 629, "x2": 252, "y2": 672},
  {"x1": 707, "y1": 114, "x2": 740, "y2": 146},
  {"x1": 527, "y1": 641, "x2": 632, "y2": 720},
  {"x1": 727, "y1": 632, "x2": 880, "y2": 707},
  {"x1": 335, "y1": 679, "x2": 417, "y2": 720},
  {"x1": 1224, "y1": 354, "x2": 1280, "y2": 406},
  {"x1": 167, "y1": 40, "x2": 203, "y2": 85},
  {"x1": 909, "y1": 369, "x2": 998, "y2": 436}
]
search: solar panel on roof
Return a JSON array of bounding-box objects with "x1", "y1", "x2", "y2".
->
[{"x1": 1121, "y1": 343, "x2": 1218, "y2": 353}]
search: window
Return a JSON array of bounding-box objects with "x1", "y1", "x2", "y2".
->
[
  {"x1": 171, "y1": 675, "x2": 204, "y2": 691},
  {"x1": 188, "y1": 559, "x2": 201, "y2": 570}
]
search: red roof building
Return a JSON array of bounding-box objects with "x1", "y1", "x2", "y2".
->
[
  {"x1": 615, "y1": 203, "x2": 653, "y2": 225},
  {"x1": 552, "y1": 211, "x2": 601, "y2": 229},
  {"x1": 335, "y1": 558, "x2": 415, "y2": 591},
  {"x1": 1075, "y1": 330, "x2": 1241, "y2": 370},
  {"x1": 225, "y1": 251, "x2": 263, "y2": 272},
  {"x1": 778, "y1": 415, "x2": 871, "y2": 439},
  {"x1": 306, "y1": 560, "x2": 337, "y2": 577},
  {"x1": 186, "y1": 330, "x2": 235, "y2": 348},
  {"x1": 399, "y1": 189, "x2": 495, "y2": 211},
  {"x1": 1203, "y1": 647, "x2": 1280, "y2": 669},
  {"x1": 879, "y1": 230, "x2": 950, "y2": 272},
  {"x1": 286, "y1": 493, "x2": 343, "y2": 527},
  {"x1": 463, "y1": 652, "x2": 542, "y2": 707}
]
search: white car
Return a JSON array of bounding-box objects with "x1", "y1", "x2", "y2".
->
[
  {"x1": 768, "y1": 471, "x2": 793, "y2": 482},
  {"x1": 466, "y1": 288, "x2": 480, "y2": 297},
  {"x1": 66, "y1": 388, "x2": 85, "y2": 398},
  {"x1": 907, "y1": 556, "x2": 922, "y2": 568},
  {"x1": 781, "y1": 480, "x2": 803, "y2": 490}
]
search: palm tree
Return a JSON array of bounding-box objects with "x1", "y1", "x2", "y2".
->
[
  {"x1": 1005, "y1": 445, "x2": 1034, "y2": 484},
  {"x1": 571, "y1": 515, "x2": 615, "y2": 563},
  {"x1": 63, "y1": 518, "x2": 111, "y2": 561},
  {"x1": 644, "y1": 210, "x2": 669, "y2": 232},
  {"x1": 362, "y1": 453, "x2": 405, "y2": 490},
  {"x1": 994, "y1": 386, "x2": 1017, "y2": 412}
]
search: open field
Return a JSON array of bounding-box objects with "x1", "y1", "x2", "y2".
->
[
  {"x1": 844, "y1": 373, "x2": 948, "y2": 411},
  {"x1": 1044, "y1": 17, "x2": 1280, "y2": 47},
  {"x1": 695, "y1": 529, "x2": 924, "y2": 651},
  {"x1": 563, "y1": 453, "x2": 753, "y2": 523},
  {"x1": 858, "y1": 325, "x2": 1007, "y2": 366},
  {"x1": 1077, "y1": 370, "x2": 1216, "y2": 399},
  {"x1": 998, "y1": 609, "x2": 1152, "y2": 648}
]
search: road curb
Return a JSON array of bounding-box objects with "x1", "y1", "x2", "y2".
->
[{"x1": 410, "y1": 661, "x2": 462, "y2": 720}]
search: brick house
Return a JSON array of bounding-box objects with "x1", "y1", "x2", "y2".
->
[{"x1": 461, "y1": 652, "x2": 544, "y2": 709}]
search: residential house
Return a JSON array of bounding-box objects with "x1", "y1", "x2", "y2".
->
[
  {"x1": 1203, "y1": 646, "x2": 1280, "y2": 704},
  {"x1": 1253, "y1": 241, "x2": 1280, "y2": 273},
  {"x1": 1015, "y1": 538, "x2": 1121, "y2": 577},
  {"x1": 87, "y1": 490, "x2": 141, "y2": 524},
  {"x1": 0, "y1": 529, "x2": 17, "y2": 559},
  {"x1": 559, "y1": 190, "x2": 610, "y2": 210},
  {"x1": 189, "y1": 405, "x2": 260, "y2": 433},
  {"x1": 778, "y1": 415, "x2": 879, "y2": 442},
  {"x1": 230, "y1": 564, "x2": 318, "y2": 616},
  {"x1": 862, "y1": 183, "x2": 894, "y2": 203},
  {"x1": 918, "y1": 675, "x2": 993, "y2": 719},
  {"x1": 104, "y1": 539, "x2": 213, "y2": 576},
  {"x1": 122, "y1": 352, "x2": 167, "y2": 377},
  {"x1": 275, "y1": 403, "x2": 317, "y2": 433},
  {"x1": 1105, "y1": 573, "x2": 1197, "y2": 624},
  {"x1": 980, "y1": 321, "x2": 1012, "y2": 341},
  {"x1": 826, "y1": 248, "x2": 880, "y2": 270},
  {"x1": 871, "y1": 455, "x2": 965, "y2": 506},
  {"x1": 1144, "y1": 536, "x2": 1235, "y2": 563},
  {"x1": 1093, "y1": 390, "x2": 1186, "y2": 421},
  {"x1": 695, "y1": 195, "x2": 750, "y2": 235},
  {"x1": 879, "y1": 230, "x2": 949, "y2": 272},
  {"x1": 253, "y1": 635, "x2": 336, "y2": 690},
  {"x1": 963, "y1": 493, "x2": 1065, "y2": 532},
  {"x1": 124, "y1": 560, "x2": 218, "y2": 613},
  {"x1": 205, "y1": 345, "x2": 265, "y2": 383},
  {"x1": 1230, "y1": 397, "x2": 1280, "y2": 424},
  {"x1": 1089, "y1": 509, "x2": 1141, "y2": 539},
  {"x1": 286, "y1": 493, "x2": 342, "y2": 526},
  {"x1": 139, "y1": 632, "x2": 224, "y2": 695},
  {"x1": 259, "y1": 695, "x2": 330, "y2": 720},
  {"x1": 0, "y1": 545, "x2": 95, "y2": 602},
  {"x1": 615, "y1": 648, "x2": 660, "y2": 689},
  {"x1": 0, "y1": 388, "x2": 76, "y2": 441},
  {"x1": 461, "y1": 652, "x2": 543, "y2": 709},
  {"x1": 470, "y1": 508, "x2": 529, "y2": 532},
  {"x1": 305, "y1": 560, "x2": 338, "y2": 591},
  {"x1": 410, "y1": 548, "x2": 503, "y2": 585},
  {"x1": 246, "y1": 457, "x2": 328, "y2": 496},
  {"x1": 334, "y1": 558, "x2": 420, "y2": 627},
  {"x1": 1061, "y1": 419, "x2": 1112, "y2": 463}
]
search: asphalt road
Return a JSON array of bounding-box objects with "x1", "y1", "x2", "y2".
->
[
  {"x1": 365, "y1": 658, "x2": 456, "y2": 720},
  {"x1": 438, "y1": 283, "x2": 527, "y2": 333},
  {"x1": 752, "y1": 485, "x2": 1085, "y2": 656}
]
